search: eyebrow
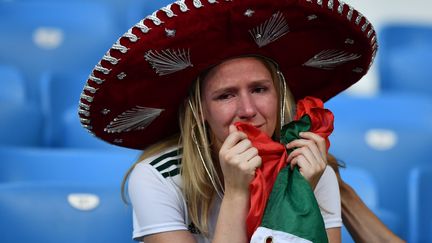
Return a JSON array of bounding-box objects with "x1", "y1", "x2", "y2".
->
[{"x1": 210, "y1": 79, "x2": 273, "y2": 96}]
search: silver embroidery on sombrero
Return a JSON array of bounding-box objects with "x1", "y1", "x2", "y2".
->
[
  {"x1": 328, "y1": 0, "x2": 334, "y2": 9},
  {"x1": 104, "y1": 106, "x2": 164, "y2": 133},
  {"x1": 79, "y1": 109, "x2": 90, "y2": 117},
  {"x1": 145, "y1": 48, "x2": 193, "y2": 76},
  {"x1": 303, "y1": 49, "x2": 361, "y2": 70},
  {"x1": 83, "y1": 84, "x2": 98, "y2": 94},
  {"x1": 79, "y1": 102, "x2": 90, "y2": 111},
  {"x1": 117, "y1": 72, "x2": 127, "y2": 80},
  {"x1": 249, "y1": 11, "x2": 289, "y2": 48},
  {"x1": 244, "y1": 9, "x2": 255, "y2": 17},
  {"x1": 80, "y1": 93, "x2": 94, "y2": 103},
  {"x1": 95, "y1": 63, "x2": 111, "y2": 75},
  {"x1": 337, "y1": 1, "x2": 345, "y2": 14}
]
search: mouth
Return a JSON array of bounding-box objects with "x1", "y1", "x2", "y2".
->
[{"x1": 254, "y1": 124, "x2": 264, "y2": 129}]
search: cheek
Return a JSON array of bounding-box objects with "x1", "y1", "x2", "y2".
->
[{"x1": 204, "y1": 103, "x2": 236, "y2": 141}]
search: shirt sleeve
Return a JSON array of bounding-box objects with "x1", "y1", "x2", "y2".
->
[
  {"x1": 314, "y1": 165, "x2": 342, "y2": 229},
  {"x1": 128, "y1": 162, "x2": 188, "y2": 241}
]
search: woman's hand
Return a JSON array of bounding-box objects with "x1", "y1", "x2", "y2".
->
[
  {"x1": 219, "y1": 125, "x2": 262, "y2": 195},
  {"x1": 286, "y1": 131, "x2": 327, "y2": 190}
]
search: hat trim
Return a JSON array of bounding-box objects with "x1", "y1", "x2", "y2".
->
[{"x1": 79, "y1": 0, "x2": 378, "y2": 148}]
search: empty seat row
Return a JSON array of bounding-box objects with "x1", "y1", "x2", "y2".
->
[{"x1": 0, "y1": 182, "x2": 134, "y2": 243}]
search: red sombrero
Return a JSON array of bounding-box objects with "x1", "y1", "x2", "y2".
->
[{"x1": 78, "y1": 0, "x2": 377, "y2": 150}]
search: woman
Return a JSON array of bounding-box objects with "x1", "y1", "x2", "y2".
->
[
  {"x1": 78, "y1": 0, "x2": 381, "y2": 242},
  {"x1": 126, "y1": 56, "x2": 341, "y2": 242}
]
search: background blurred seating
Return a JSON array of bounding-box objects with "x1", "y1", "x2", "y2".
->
[
  {"x1": 0, "y1": 146, "x2": 139, "y2": 184},
  {"x1": 408, "y1": 166, "x2": 432, "y2": 243},
  {"x1": 0, "y1": 65, "x2": 26, "y2": 104},
  {"x1": 327, "y1": 93, "x2": 432, "y2": 239},
  {"x1": 0, "y1": 182, "x2": 134, "y2": 243},
  {"x1": 0, "y1": 102, "x2": 44, "y2": 147},
  {"x1": 378, "y1": 23, "x2": 432, "y2": 97},
  {"x1": 339, "y1": 166, "x2": 400, "y2": 243},
  {"x1": 0, "y1": 1, "x2": 123, "y2": 104}
]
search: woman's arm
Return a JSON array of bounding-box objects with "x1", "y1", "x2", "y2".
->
[{"x1": 327, "y1": 228, "x2": 341, "y2": 243}]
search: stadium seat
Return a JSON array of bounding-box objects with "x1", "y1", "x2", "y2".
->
[
  {"x1": 0, "y1": 146, "x2": 140, "y2": 184},
  {"x1": 340, "y1": 166, "x2": 378, "y2": 208},
  {"x1": 339, "y1": 166, "x2": 400, "y2": 243},
  {"x1": 408, "y1": 166, "x2": 432, "y2": 243},
  {"x1": 39, "y1": 71, "x2": 90, "y2": 147},
  {"x1": 0, "y1": 1, "x2": 122, "y2": 103},
  {"x1": 378, "y1": 24, "x2": 432, "y2": 97},
  {"x1": 0, "y1": 102, "x2": 44, "y2": 147},
  {"x1": 0, "y1": 182, "x2": 135, "y2": 243},
  {"x1": 0, "y1": 64, "x2": 25, "y2": 104},
  {"x1": 326, "y1": 93, "x2": 432, "y2": 239}
]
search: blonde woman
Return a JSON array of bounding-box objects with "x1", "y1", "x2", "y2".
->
[{"x1": 77, "y1": 0, "x2": 401, "y2": 242}]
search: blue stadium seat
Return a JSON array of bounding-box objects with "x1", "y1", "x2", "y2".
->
[
  {"x1": 326, "y1": 93, "x2": 432, "y2": 239},
  {"x1": 0, "y1": 65, "x2": 25, "y2": 103},
  {"x1": 126, "y1": 0, "x2": 174, "y2": 27},
  {"x1": 39, "y1": 71, "x2": 90, "y2": 147},
  {"x1": 340, "y1": 166, "x2": 378, "y2": 208},
  {"x1": 378, "y1": 24, "x2": 432, "y2": 97},
  {"x1": 0, "y1": 102, "x2": 43, "y2": 147},
  {"x1": 0, "y1": 146, "x2": 140, "y2": 184},
  {"x1": 0, "y1": 1, "x2": 122, "y2": 103},
  {"x1": 408, "y1": 166, "x2": 432, "y2": 243},
  {"x1": 0, "y1": 182, "x2": 135, "y2": 243},
  {"x1": 339, "y1": 166, "x2": 400, "y2": 243}
]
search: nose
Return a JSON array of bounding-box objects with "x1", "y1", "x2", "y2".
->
[{"x1": 237, "y1": 93, "x2": 257, "y2": 120}]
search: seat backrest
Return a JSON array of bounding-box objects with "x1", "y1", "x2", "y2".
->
[
  {"x1": 378, "y1": 24, "x2": 432, "y2": 97},
  {"x1": 0, "y1": 1, "x2": 122, "y2": 103},
  {"x1": 0, "y1": 147, "x2": 140, "y2": 184},
  {"x1": 39, "y1": 71, "x2": 90, "y2": 146},
  {"x1": 0, "y1": 182, "x2": 135, "y2": 243},
  {"x1": 408, "y1": 166, "x2": 432, "y2": 243},
  {"x1": 0, "y1": 65, "x2": 25, "y2": 104},
  {"x1": 339, "y1": 166, "x2": 378, "y2": 208},
  {"x1": 0, "y1": 102, "x2": 44, "y2": 147},
  {"x1": 327, "y1": 93, "x2": 432, "y2": 239}
]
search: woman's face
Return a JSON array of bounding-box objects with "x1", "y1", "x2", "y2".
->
[{"x1": 202, "y1": 57, "x2": 278, "y2": 147}]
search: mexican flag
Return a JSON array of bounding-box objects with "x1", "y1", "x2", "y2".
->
[{"x1": 236, "y1": 96, "x2": 334, "y2": 243}]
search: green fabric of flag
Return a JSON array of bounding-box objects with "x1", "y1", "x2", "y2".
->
[{"x1": 252, "y1": 115, "x2": 328, "y2": 243}]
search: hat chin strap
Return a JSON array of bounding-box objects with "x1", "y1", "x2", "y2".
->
[{"x1": 277, "y1": 70, "x2": 287, "y2": 130}]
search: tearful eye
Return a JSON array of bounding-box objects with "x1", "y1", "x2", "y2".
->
[
  {"x1": 252, "y1": 86, "x2": 268, "y2": 93},
  {"x1": 216, "y1": 93, "x2": 234, "y2": 100}
]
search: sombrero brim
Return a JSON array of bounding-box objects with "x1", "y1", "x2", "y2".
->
[{"x1": 79, "y1": 0, "x2": 377, "y2": 150}]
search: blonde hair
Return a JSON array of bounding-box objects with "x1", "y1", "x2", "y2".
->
[{"x1": 121, "y1": 56, "x2": 296, "y2": 236}]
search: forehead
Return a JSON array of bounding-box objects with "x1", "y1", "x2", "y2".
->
[{"x1": 202, "y1": 57, "x2": 273, "y2": 89}]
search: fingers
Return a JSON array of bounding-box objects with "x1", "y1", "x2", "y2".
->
[
  {"x1": 286, "y1": 139, "x2": 322, "y2": 166},
  {"x1": 299, "y1": 132, "x2": 327, "y2": 158},
  {"x1": 285, "y1": 132, "x2": 328, "y2": 189},
  {"x1": 220, "y1": 125, "x2": 247, "y2": 154}
]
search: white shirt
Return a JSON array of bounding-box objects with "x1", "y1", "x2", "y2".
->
[{"x1": 128, "y1": 146, "x2": 341, "y2": 242}]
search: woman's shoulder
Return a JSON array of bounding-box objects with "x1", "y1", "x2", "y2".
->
[{"x1": 130, "y1": 146, "x2": 183, "y2": 185}]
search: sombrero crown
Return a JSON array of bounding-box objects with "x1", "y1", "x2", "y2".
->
[{"x1": 79, "y1": 0, "x2": 377, "y2": 150}]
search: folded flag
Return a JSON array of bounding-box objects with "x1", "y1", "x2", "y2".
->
[{"x1": 237, "y1": 96, "x2": 334, "y2": 243}]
